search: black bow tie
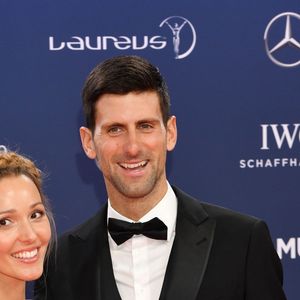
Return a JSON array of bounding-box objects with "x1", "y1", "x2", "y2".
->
[{"x1": 108, "y1": 217, "x2": 168, "y2": 245}]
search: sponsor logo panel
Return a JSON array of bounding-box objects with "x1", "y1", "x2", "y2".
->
[
  {"x1": 277, "y1": 237, "x2": 300, "y2": 259},
  {"x1": 264, "y1": 12, "x2": 300, "y2": 68},
  {"x1": 239, "y1": 123, "x2": 300, "y2": 169},
  {"x1": 49, "y1": 16, "x2": 196, "y2": 60}
]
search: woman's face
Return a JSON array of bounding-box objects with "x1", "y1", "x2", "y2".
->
[{"x1": 0, "y1": 174, "x2": 51, "y2": 283}]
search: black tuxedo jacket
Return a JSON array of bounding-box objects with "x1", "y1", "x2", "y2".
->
[{"x1": 34, "y1": 186, "x2": 286, "y2": 300}]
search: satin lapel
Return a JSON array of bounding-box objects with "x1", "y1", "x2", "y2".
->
[
  {"x1": 70, "y1": 204, "x2": 121, "y2": 300},
  {"x1": 98, "y1": 207, "x2": 122, "y2": 300},
  {"x1": 160, "y1": 187, "x2": 216, "y2": 300}
]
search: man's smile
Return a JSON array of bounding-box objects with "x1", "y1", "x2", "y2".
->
[{"x1": 118, "y1": 160, "x2": 148, "y2": 170}]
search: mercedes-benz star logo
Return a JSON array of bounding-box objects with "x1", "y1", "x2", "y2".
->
[
  {"x1": 264, "y1": 12, "x2": 300, "y2": 67},
  {"x1": 160, "y1": 16, "x2": 196, "y2": 60}
]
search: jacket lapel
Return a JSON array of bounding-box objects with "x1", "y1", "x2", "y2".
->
[
  {"x1": 98, "y1": 213, "x2": 122, "y2": 300},
  {"x1": 71, "y1": 204, "x2": 121, "y2": 300},
  {"x1": 160, "y1": 187, "x2": 216, "y2": 300}
]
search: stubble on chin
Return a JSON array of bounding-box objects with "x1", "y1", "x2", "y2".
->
[{"x1": 110, "y1": 173, "x2": 158, "y2": 199}]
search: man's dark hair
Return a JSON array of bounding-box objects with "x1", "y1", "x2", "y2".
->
[{"x1": 82, "y1": 55, "x2": 171, "y2": 132}]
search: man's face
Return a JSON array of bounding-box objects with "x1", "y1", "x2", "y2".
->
[{"x1": 80, "y1": 91, "x2": 177, "y2": 202}]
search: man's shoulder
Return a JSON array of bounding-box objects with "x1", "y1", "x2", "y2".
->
[
  {"x1": 59, "y1": 203, "x2": 107, "y2": 243},
  {"x1": 201, "y1": 201, "x2": 260, "y2": 227},
  {"x1": 173, "y1": 185, "x2": 260, "y2": 226}
]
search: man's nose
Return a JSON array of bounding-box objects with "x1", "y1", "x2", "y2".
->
[{"x1": 123, "y1": 130, "x2": 140, "y2": 157}]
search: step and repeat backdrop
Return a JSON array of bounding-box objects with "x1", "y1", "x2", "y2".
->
[{"x1": 1, "y1": 1, "x2": 299, "y2": 299}]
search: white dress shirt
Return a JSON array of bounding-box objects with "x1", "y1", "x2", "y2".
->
[{"x1": 107, "y1": 183, "x2": 177, "y2": 300}]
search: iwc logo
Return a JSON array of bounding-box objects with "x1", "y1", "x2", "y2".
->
[
  {"x1": 159, "y1": 16, "x2": 196, "y2": 59},
  {"x1": 239, "y1": 123, "x2": 300, "y2": 169},
  {"x1": 264, "y1": 12, "x2": 300, "y2": 68}
]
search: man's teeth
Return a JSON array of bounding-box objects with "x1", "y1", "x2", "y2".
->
[
  {"x1": 12, "y1": 249, "x2": 38, "y2": 259},
  {"x1": 121, "y1": 161, "x2": 147, "y2": 169}
]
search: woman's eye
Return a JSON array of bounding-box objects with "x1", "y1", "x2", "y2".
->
[
  {"x1": 0, "y1": 219, "x2": 12, "y2": 226},
  {"x1": 31, "y1": 210, "x2": 45, "y2": 220}
]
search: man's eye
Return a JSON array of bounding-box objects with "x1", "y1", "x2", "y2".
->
[
  {"x1": 108, "y1": 127, "x2": 122, "y2": 135},
  {"x1": 139, "y1": 123, "x2": 153, "y2": 130},
  {"x1": 0, "y1": 218, "x2": 12, "y2": 226}
]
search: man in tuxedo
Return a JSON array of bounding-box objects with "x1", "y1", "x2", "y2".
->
[{"x1": 34, "y1": 55, "x2": 286, "y2": 300}]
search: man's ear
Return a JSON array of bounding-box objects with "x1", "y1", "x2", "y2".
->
[
  {"x1": 79, "y1": 126, "x2": 97, "y2": 159},
  {"x1": 166, "y1": 116, "x2": 177, "y2": 151}
]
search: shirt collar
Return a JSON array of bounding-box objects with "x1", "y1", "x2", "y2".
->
[{"x1": 107, "y1": 182, "x2": 177, "y2": 241}]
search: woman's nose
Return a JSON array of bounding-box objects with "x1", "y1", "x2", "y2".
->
[{"x1": 18, "y1": 221, "x2": 38, "y2": 243}]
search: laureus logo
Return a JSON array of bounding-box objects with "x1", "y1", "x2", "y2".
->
[
  {"x1": 48, "y1": 16, "x2": 196, "y2": 60},
  {"x1": 160, "y1": 16, "x2": 196, "y2": 59},
  {"x1": 264, "y1": 12, "x2": 300, "y2": 68}
]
